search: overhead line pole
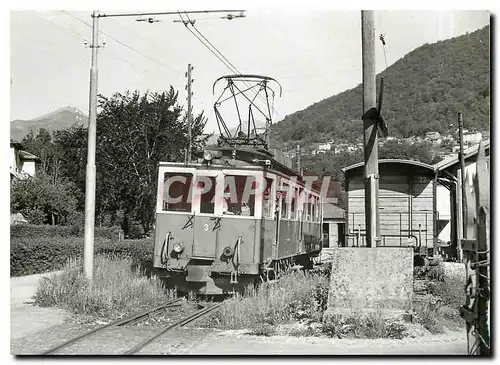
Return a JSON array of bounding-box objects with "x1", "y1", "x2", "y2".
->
[
  {"x1": 361, "y1": 10, "x2": 380, "y2": 248},
  {"x1": 458, "y1": 112, "x2": 466, "y2": 261},
  {"x1": 82, "y1": 9, "x2": 245, "y2": 280},
  {"x1": 186, "y1": 64, "x2": 194, "y2": 163},
  {"x1": 83, "y1": 10, "x2": 99, "y2": 280}
]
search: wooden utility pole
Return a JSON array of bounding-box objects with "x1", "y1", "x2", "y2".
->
[
  {"x1": 361, "y1": 10, "x2": 380, "y2": 247},
  {"x1": 186, "y1": 64, "x2": 194, "y2": 163},
  {"x1": 83, "y1": 10, "x2": 99, "y2": 280},
  {"x1": 82, "y1": 9, "x2": 245, "y2": 281},
  {"x1": 458, "y1": 112, "x2": 466, "y2": 261}
]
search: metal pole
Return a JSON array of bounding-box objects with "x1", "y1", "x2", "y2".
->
[
  {"x1": 83, "y1": 10, "x2": 99, "y2": 280},
  {"x1": 458, "y1": 112, "x2": 466, "y2": 260},
  {"x1": 296, "y1": 144, "x2": 301, "y2": 172},
  {"x1": 361, "y1": 10, "x2": 379, "y2": 247},
  {"x1": 186, "y1": 64, "x2": 193, "y2": 163}
]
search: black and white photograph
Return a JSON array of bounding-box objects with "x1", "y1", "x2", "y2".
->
[{"x1": 8, "y1": 3, "x2": 491, "y2": 357}]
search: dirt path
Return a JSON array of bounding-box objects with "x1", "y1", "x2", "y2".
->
[
  {"x1": 188, "y1": 329, "x2": 467, "y2": 355},
  {"x1": 10, "y1": 271, "x2": 69, "y2": 342}
]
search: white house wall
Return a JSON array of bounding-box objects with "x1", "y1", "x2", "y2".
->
[{"x1": 22, "y1": 161, "x2": 36, "y2": 177}]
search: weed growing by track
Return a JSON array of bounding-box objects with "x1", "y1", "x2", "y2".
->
[
  {"x1": 34, "y1": 255, "x2": 175, "y2": 320},
  {"x1": 413, "y1": 262, "x2": 465, "y2": 333},
  {"x1": 201, "y1": 260, "x2": 465, "y2": 339},
  {"x1": 199, "y1": 269, "x2": 330, "y2": 333}
]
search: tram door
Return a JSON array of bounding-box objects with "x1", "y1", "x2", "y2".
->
[{"x1": 192, "y1": 174, "x2": 219, "y2": 257}]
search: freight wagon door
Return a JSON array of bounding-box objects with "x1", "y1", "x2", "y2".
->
[
  {"x1": 411, "y1": 175, "x2": 434, "y2": 253},
  {"x1": 378, "y1": 175, "x2": 410, "y2": 247},
  {"x1": 192, "y1": 175, "x2": 218, "y2": 258}
]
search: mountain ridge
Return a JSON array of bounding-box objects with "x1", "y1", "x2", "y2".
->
[
  {"x1": 10, "y1": 106, "x2": 88, "y2": 142},
  {"x1": 270, "y1": 25, "x2": 490, "y2": 150}
]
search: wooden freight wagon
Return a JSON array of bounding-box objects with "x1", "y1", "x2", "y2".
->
[{"x1": 342, "y1": 159, "x2": 439, "y2": 255}]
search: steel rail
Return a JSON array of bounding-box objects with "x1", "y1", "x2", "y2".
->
[
  {"x1": 124, "y1": 302, "x2": 224, "y2": 355},
  {"x1": 42, "y1": 298, "x2": 183, "y2": 355}
]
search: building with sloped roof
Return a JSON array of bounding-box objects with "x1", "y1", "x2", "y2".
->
[
  {"x1": 10, "y1": 140, "x2": 41, "y2": 181},
  {"x1": 322, "y1": 203, "x2": 345, "y2": 247}
]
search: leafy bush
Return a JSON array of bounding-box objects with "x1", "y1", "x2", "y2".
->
[
  {"x1": 10, "y1": 224, "x2": 121, "y2": 240},
  {"x1": 10, "y1": 237, "x2": 154, "y2": 277},
  {"x1": 24, "y1": 209, "x2": 46, "y2": 225}
]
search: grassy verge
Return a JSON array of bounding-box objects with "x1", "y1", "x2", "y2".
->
[
  {"x1": 200, "y1": 269, "x2": 329, "y2": 335},
  {"x1": 201, "y1": 260, "x2": 465, "y2": 339},
  {"x1": 33, "y1": 255, "x2": 175, "y2": 321},
  {"x1": 413, "y1": 262, "x2": 466, "y2": 334}
]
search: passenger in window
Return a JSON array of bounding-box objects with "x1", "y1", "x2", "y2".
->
[{"x1": 222, "y1": 194, "x2": 235, "y2": 215}]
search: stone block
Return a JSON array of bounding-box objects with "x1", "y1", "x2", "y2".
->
[{"x1": 325, "y1": 247, "x2": 413, "y2": 317}]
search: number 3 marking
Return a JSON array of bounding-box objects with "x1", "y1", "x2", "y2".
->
[{"x1": 204, "y1": 224, "x2": 209, "y2": 231}]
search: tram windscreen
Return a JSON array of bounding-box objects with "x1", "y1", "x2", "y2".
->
[
  {"x1": 223, "y1": 175, "x2": 256, "y2": 216},
  {"x1": 163, "y1": 172, "x2": 193, "y2": 212},
  {"x1": 197, "y1": 176, "x2": 216, "y2": 214}
]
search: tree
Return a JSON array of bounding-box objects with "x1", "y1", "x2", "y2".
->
[
  {"x1": 95, "y1": 88, "x2": 207, "y2": 235},
  {"x1": 21, "y1": 128, "x2": 64, "y2": 180},
  {"x1": 10, "y1": 174, "x2": 78, "y2": 225}
]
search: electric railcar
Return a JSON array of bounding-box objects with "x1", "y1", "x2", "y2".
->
[{"x1": 152, "y1": 146, "x2": 323, "y2": 295}]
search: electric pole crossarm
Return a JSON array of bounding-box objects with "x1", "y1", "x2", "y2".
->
[{"x1": 98, "y1": 10, "x2": 245, "y2": 18}]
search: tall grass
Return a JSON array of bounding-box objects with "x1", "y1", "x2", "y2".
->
[
  {"x1": 34, "y1": 255, "x2": 174, "y2": 319},
  {"x1": 413, "y1": 262, "x2": 466, "y2": 333},
  {"x1": 200, "y1": 270, "x2": 329, "y2": 331}
]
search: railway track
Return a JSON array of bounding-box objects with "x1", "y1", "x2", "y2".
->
[{"x1": 42, "y1": 298, "x2": 223, "y2": 355}]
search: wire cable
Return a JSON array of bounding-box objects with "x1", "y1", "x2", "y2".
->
[
  {"x1": 179, "y1": 12, "x2": 284, "y2": 121},
  {"x1": 62, "y1": 11, "x2": 181, "y2": 74}
]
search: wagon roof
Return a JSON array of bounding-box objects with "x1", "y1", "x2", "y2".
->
[{"x1": 341, "y1": 159, "x2": 436, "y2": 176}]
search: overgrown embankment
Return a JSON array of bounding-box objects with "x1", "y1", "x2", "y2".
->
[{"x1": 200, "y1": 260, "x2": 466, "y2": 339}]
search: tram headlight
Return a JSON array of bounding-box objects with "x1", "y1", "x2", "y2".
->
[
  {"x1": 173, "y1": 242, "x2": 184, "y2": 253},
  {"x1": 222, "y1": 246, "x2": 234, "y2": 257},
  {"x1": 203, "y1": 150, "x2": 214, "y2": 161}
]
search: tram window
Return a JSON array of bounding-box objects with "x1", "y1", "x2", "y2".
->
[
  {"x1": 223, "y1": 175, "x2": 256, "y2": 216},
  {"x1": 305, "y1": 193, "x2": 311, "y2": 221},
  {"x1": 196, "y1": 176, "x2": 216, "y2": 214},
  {"x1": 309, "y1": 195, "x2": 316, "y2": 222},
  {"x1": 280, "y1": 183, "x2": 289, "y2": 219},
  {"x1": 313, "y1": 196, "x2": 320, "y2": 222},
  {"x1": 290, "y1": 187, "x2": 297, "y2": 220},
  {"x1": 163, "y1": 172, "x2": 192, "y2": 212},
  {"x1": 262, "y1": 178, "x2": 273, "y2": 218}
]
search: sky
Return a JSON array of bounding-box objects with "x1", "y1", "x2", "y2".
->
[{"x1": 9, "y1": 7, "x2": 490, "y2": 134}]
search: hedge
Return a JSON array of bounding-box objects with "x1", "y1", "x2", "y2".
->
[
  {"x1": 10, "y1": 237, "x2": 155, "y2": 277},
  {"x1": 10, "y1": 224, "x2": 121, "y2": 240}
]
